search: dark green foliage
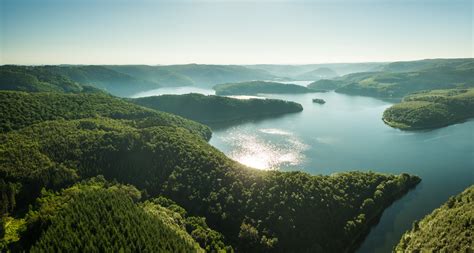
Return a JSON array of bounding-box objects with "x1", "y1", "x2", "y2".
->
[
  {"x1": 334, "y1": 59, "x2": 474, "y2": 98},
  {"x1": 21, "y1": 178, "x2": 204, "y2": 252},
  {"x1": 213, "y1": 81, "x2": 313, "y2": 95},
  {"x1": 383, "y1": 88, "x2": 474, "y2": 130},
  {"x1": 43, "y1": 65, "x2": 161, "y2": 96},
  {"x1": 0, "y1": 66, "x2": 85, "y2": 93},
  {"x1": 145, "y1": 197, "x2": 233, "y2": 252},
  {"x1": 0, "y1": 91, "x2": 211, "y2": 139},
  {"x1": 395, "y1": 185, "x2": 473, "y2": 252},
  {"x1": 131, "y1": 93, "x2": 303, "y2": 124},
  {"x1": 1, "y1": 117, "x2": 420, "y2": 252}
]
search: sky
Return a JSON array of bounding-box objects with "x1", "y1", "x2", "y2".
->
[{"x1": 0, "y1": 0, "x2": 472, "y2": 65}]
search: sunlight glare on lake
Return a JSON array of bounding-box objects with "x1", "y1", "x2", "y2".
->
[{"x1": 222, "y1": 128, "x2": 307, "y2": 170}]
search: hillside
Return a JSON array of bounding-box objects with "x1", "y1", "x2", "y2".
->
[
  {"x1": 106, "y1": 65, "x2": 195, "y2": 87},
  {"x1": 43, "y1": 65, "x2": 161, "y2": 97},
  {"x1": 1, "y1": 178, "x2": 233, "y2": 252},
  {"x1": 381, "y1": 58, "x2": 473, "y2": 73},
  {"x1": 395, "y1": 185, "x2": 473, "y2": 252},
  {"x1": 213, "y1": 81, "x2": 313, "y2": 95},
  {"x1": 0, "y1": 91, "x2": 211, "y2": 140},
  {"x1": 131, "y1": 93, "x2": 303, "y2": 124},
  {"x1": 335, "y1": 59, "x2": 474, "y2": 98},
  {"x1": 382, "y1": 88, "x2": 474, "y2": 130},
  {"x1": 0, "y1": 115, "x2": 420, "y2": 252},
  {"x1": 157, "y1": 64, "x2": 276, "y2": 87},
  {"x1": 308, "y1": 79, "x2": 346, "y2": 91},
  {"x1": 295, "y1": 67, "x2": 338, "y2": 80},
  {"x1": 245, "y1": 63, "x2": 385, "y2": 77},
  {"x1": 0, "y1": 66, "x2": 87, "y2": 93}
]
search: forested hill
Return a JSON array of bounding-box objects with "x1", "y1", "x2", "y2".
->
[
  {"x1": 0, "y1": 91, "x2": 211, "y2": 140},
  {"x1": 0, "y1": 65, "x2": 159, "y2": 97},
  {"x1": 214, "y1": 81, "x2": 313, "y2": 95},
  {"x1": 1, "y1": 115, "x2": 420, "y2": 252},
  {"x1": 131, "y1": 93, "x2": 303, "y2": 124},
  {"x1": 333, "y1": 59, "x2": 474, "y2": 98},
  {"x1": 395, "y1": 185, "x2": 473, "y2": 252},
  {"x1": 383, "y1": 88, "x2": 474, "y2": 130},
  {"x1": 0, "y1": 65, "x2": 91, "y2": 93}
]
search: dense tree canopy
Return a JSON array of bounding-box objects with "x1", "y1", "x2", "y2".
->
[
  {"x1": 131, "y1": 93, "x2": 303, "y2": 124},
  {"x1": 383, "y1": 88, "x2": 474, "y2": 130},
  {"x1": 213, "y1": 81, "x2": 313, "y2": 96},
  {"x1": 334, "y1": 59, "x2": 474, "y2": 98},
  {"x1": 395, "y1": 185, "x2": 473, "y2": 252},
  {"x1": 0, "y1": 116, "x2": 420, "y2": 252},
  {"x1": 0, "y1": 91, "x2": 211, "y2": 139}
]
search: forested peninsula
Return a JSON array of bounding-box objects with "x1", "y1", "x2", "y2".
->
[
  {"x1": 382, "y1": 88, "x2": 474, "y2": 130},
  {"x1": 214, "y1": 81, "x2": 313, "y2": 96},
  {"x1": 131, "y1": 93, "x2": 303, "y2": 124}
]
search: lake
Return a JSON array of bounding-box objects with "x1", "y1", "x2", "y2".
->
[{"x1": 133, "y1": 86, "x2": 474, "y2": 253}]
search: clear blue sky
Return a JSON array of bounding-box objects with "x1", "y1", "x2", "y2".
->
[{"x1": 1, "y1": 0, "x2": 472, "y2": 65}]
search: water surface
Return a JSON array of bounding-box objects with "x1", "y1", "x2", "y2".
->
[
  {"x1": 134, "y1": 87, "x2": 473, "y2": 252},
  {"x1": 209, "y1": 91, "x2": 474, "y2": 252}
]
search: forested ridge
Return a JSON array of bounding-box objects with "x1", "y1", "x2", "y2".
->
[
  {"x1": 213, "y1": 81, "x2": 313, "y2": 95},
  {"x1": 0, "y1": 66, "x2": 424, "y2": 252},
  {"x1": 333, "y1": 59, "x2": 474, "y2": 98},
  {"x1": 131, "y1": 93, "x2": 303, "y2": 124},
  {"x1": 383, "y1": 88, "x2": 474, "y2": 130},
  {"x1": 395, "y1": 185, "x2": 473, "y2": 252},
  {"x1": 0, "y1": 91, "x2": 211, "y2": 140},
  {"x1": 0, "y1": 114, "x2": 420, "y2": 252}
]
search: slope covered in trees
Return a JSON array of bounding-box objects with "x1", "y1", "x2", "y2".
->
[
  {"x1": 0, "y1": 91, "x2": 211, "y2": 139},
  {"x1": 131, "y1": 93, "x2": 303, "y2": 124},
  {"x1": 40, "y1": 65, "x2": 161, "y2": 97},
  {"x1": 106, "y1": 65, "x2": 195, "y2": 87},
  {"x1": 383, "y1": 88, "x2": 474, "y2": 130},
  {"x1": 0, "y1": 116, "x2": 420, "y2": 252},
  {"x1": 334, "y1": 60, "x2": 474, "y2": 98},
  {"x1": 0, "y1": 66, "x2": 91, "y2": 93},
  {"x1": 214, "y1": 81, "x2": 313, "y2": 95},
  {"x1": 0, "y1": 65, "x2": 159, "y2": 97},
  {"x1": 295, "y1": 67, "x2": 338, "y2": 80},
  {"x1": 6, "y1": 178, "x2": 205, "y2": 252},
  {"x1": 395, "y1": 185, "x2": 473, "y2": 252}
]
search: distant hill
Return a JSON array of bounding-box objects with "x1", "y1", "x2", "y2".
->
[
  {"x1": 383, "y1": 88, "x2": 474, "y2": 130},
  {"x1": 131, "y1": 93, "x2": 303, "y2": 124},
  {"x1": 106, "y1": 65, "x2": 195, "y2": 87},
  {"x1": 333, "y1": 59, "x2": 474, "y2": 98},
  {"x1": 294, "y1": 67, "x2": 338, "y2": 80},
  {"x1": 381, "y1": 58, "x2": 473, "y2": 73},
  {"x1": 45, "y1": 65, "x2": 161, "y2": 96},
  {"x1": 155, "y1": 64, "x2": 276, "y2": 87},
  {"x1": 0, "y1": 65, "x2": 89, "y2": 93},
  {"x1": 395, "y1": 185, "x2": 474, "y2": 252},
  {"x1": 245, "y1": 62, "x2": 386, "y2": 78},
  {"x1": 0, "y1": 65, "x2": 160, "y2": 97},
  {"x1": 214, "y1": 81, "x2": 313, "y2": 95}
]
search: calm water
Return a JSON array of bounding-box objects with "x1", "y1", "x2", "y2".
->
[{"x1": 134, "y1": 86, "x2": 474, "y2": 252}]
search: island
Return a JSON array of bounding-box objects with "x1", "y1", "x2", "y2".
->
[
  {"x1": 312, "y1": 98, "x2": 326, "y2": 104},
  {"x1": 382, "y1": 88, "x2": 474, "y2": 130},
  {"x1": 0, "y1": 82, "x2": 421, "y2": 252},
  {"x1": 395, "y1": 185, "x2": 474, "y2": 252},
  {"x1": 131, "y1": 93, "x2": 303, "y2": 124},
  {"x1": 213, "y1": 81, "x2": 313, "y2": 95}
]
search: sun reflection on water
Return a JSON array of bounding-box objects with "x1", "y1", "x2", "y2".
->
[{"x1": 222, "y1": 128, "x2": 307, "y2": 170}]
